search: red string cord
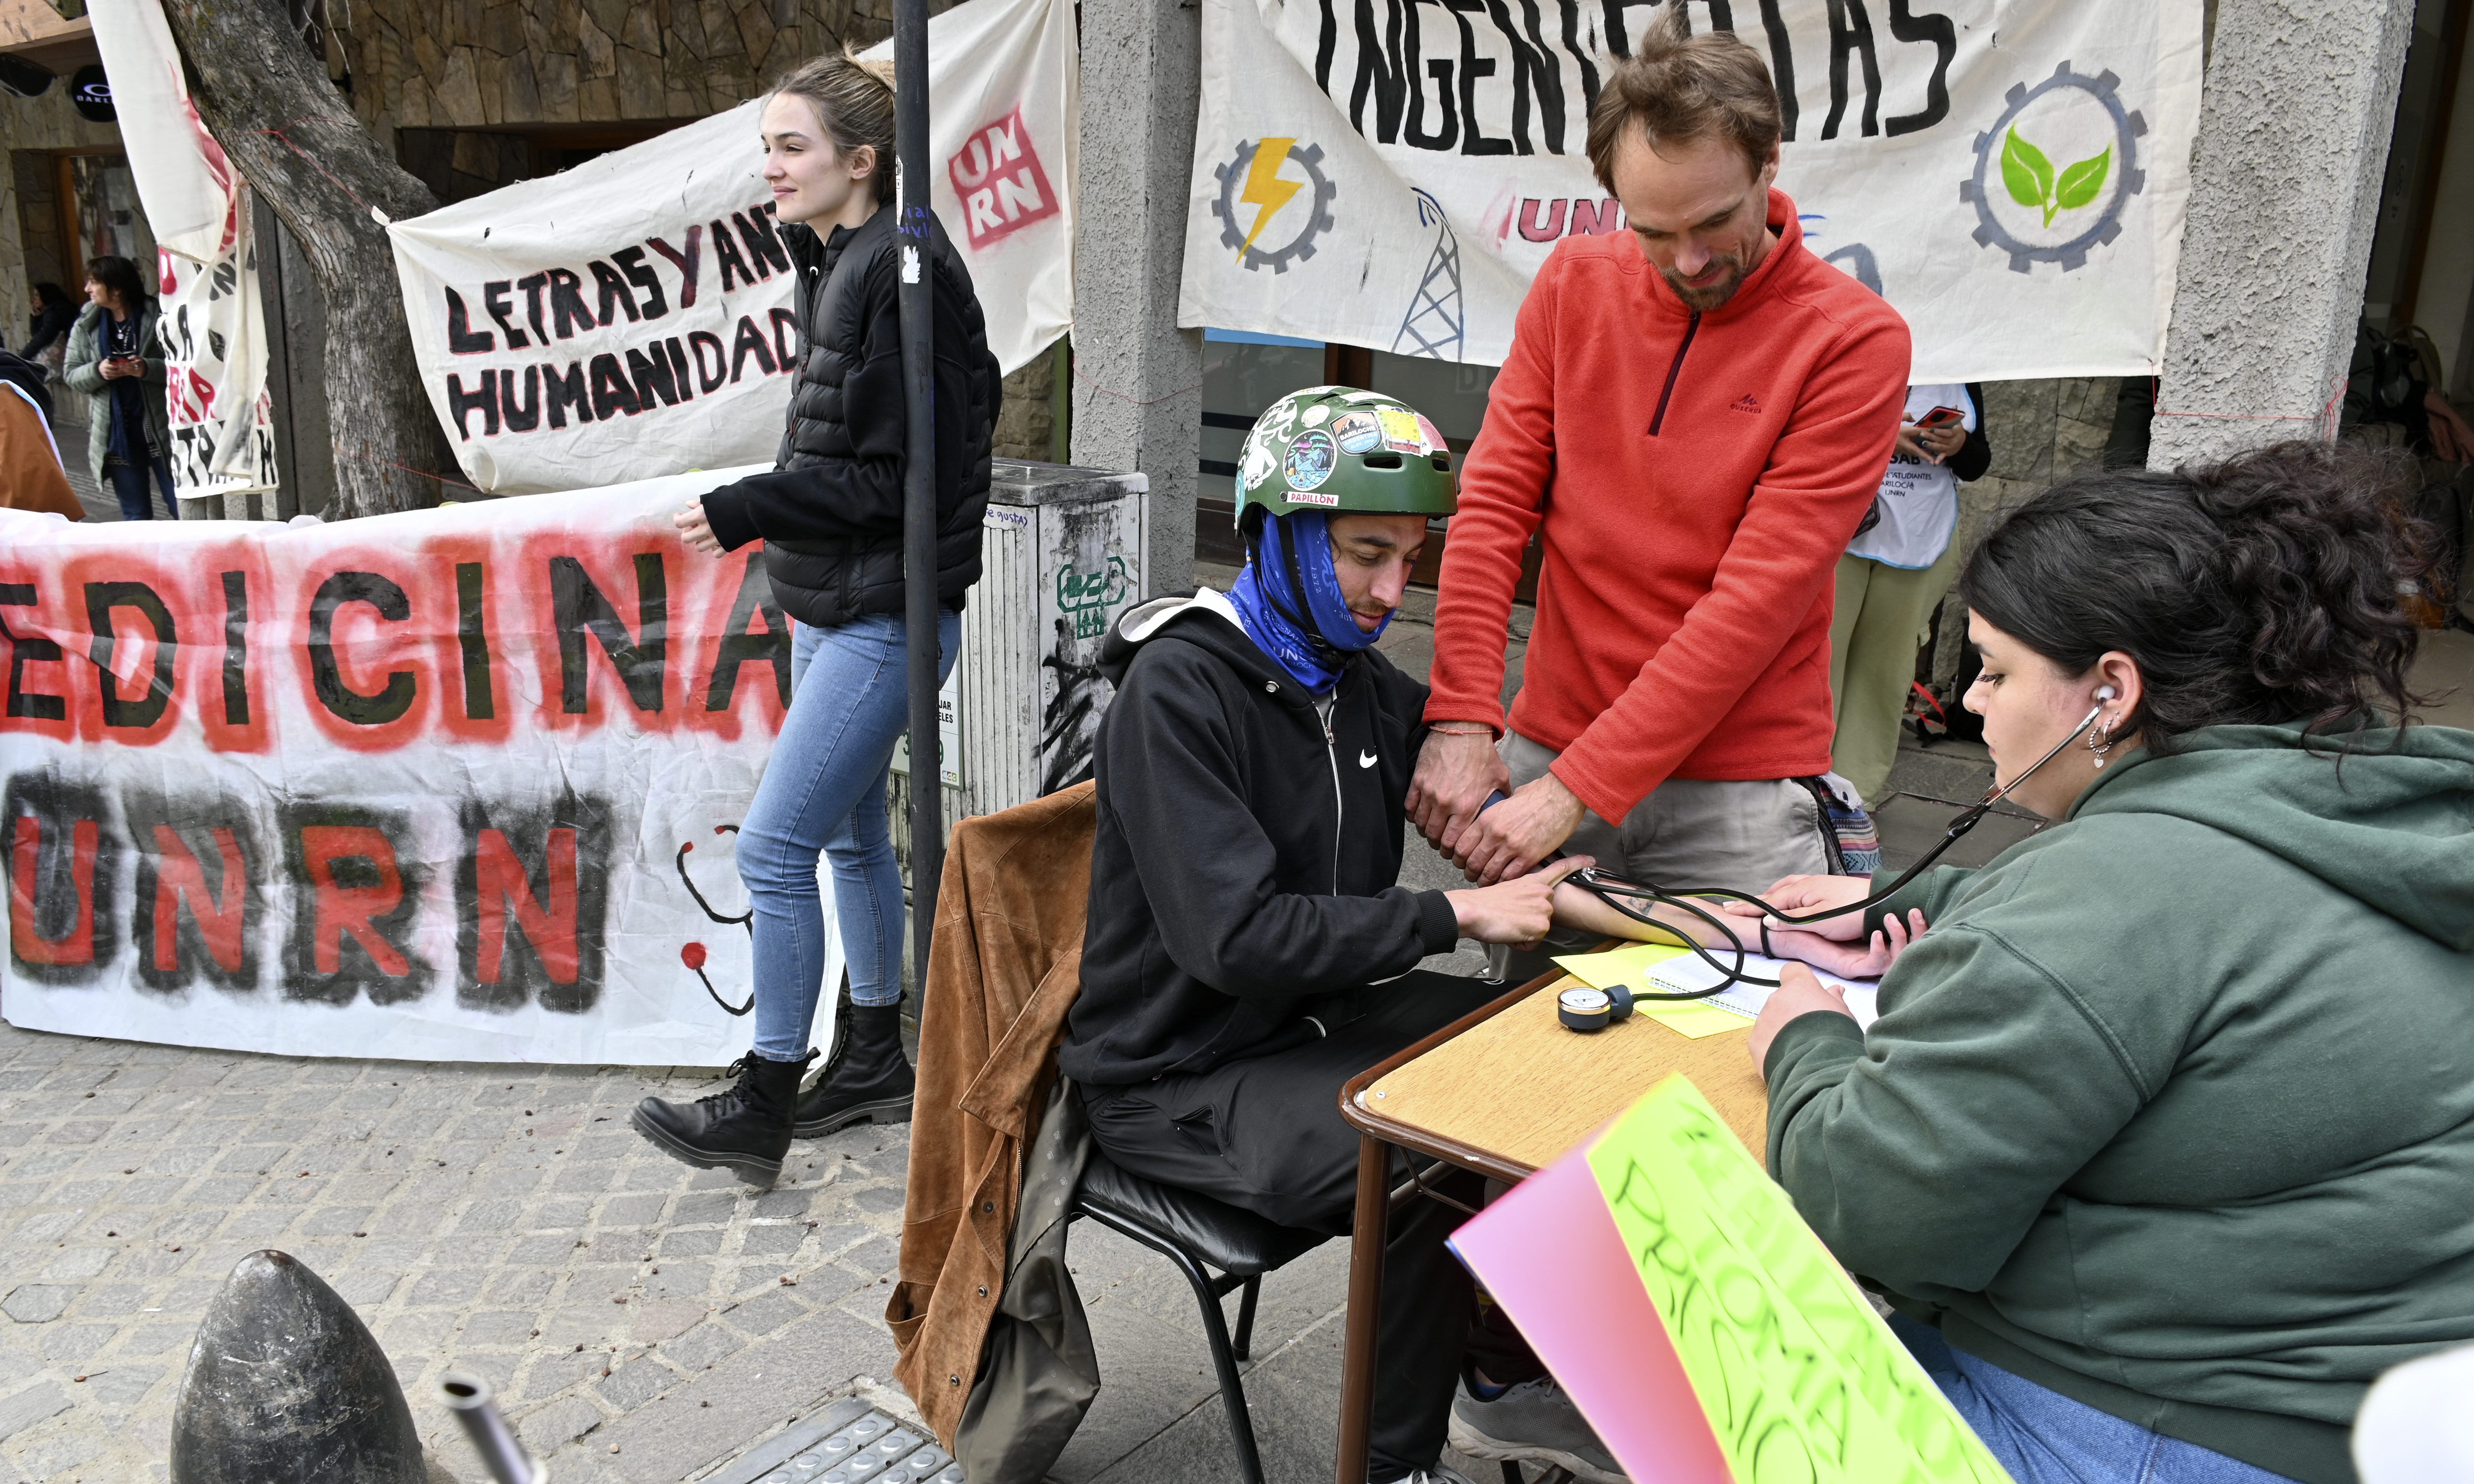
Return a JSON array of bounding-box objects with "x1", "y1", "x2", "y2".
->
[
  {"x1": 330, "y1": 445, "x2": 484, "y2": 493},
  {"x1": 256, "y1": 118, "x2": 381, "y2": 217}
]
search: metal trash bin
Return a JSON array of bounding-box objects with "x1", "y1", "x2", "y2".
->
[{"x1": 892, "y1": 459, "x2": 1151, "y2": 866}]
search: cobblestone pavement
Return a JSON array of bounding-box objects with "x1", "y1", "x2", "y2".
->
[
  {"x1": 0, "y1": 1019, "x2": 938, "y2": 1484},
  {"x1": 0, "y1": 1013, "x2": 1472, "y2": 1484}
]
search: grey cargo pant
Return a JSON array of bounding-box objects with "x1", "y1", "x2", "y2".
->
[{"x1": 1501, "y1": 731, "x2": 1834, "y2": 958}]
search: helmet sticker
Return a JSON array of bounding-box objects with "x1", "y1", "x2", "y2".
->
[
  {"x1": 1285, "y1": 428, "x2": 1339, "y2": 491},
  {"x1": 1257, "y1": 397, "x2": 1304, "y2": 443},
  {"x1": 1332, "y1": 411, "x2": 1383, "y2": 455},
  {"x1": 1415, "y1": 414, "x2": 1448, "y2": 455},
  {"x1": 1239, "y1": 431, "x2": 1280, "y2": 495},
  {"x1": 1287, "y1": 490, "x2": 1340, "y2": 506},
  {"x1": 1378, "y1": 407, "x2": 1426, "y2": 453},
  {"x1": 1303, "y1": 404, "x2": 1331, "y2": 427}
]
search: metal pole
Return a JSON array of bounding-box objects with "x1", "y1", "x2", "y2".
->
[
  {"x1": 437, "y1": 1373, "x2": 542, "y2": 1484},
  {"x1": 894, "y1": 0, "x2": 941, "y2": 1004}
]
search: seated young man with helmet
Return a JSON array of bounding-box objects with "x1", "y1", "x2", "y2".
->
[{"x1": 1061, "y1": 390, "x2": 1659, "y2": 1484}]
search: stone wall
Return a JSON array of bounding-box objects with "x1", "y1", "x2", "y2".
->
[
  {"x1": 0, "y1": 87, "x2": 126, "y2": 362},
  {"x1": 993, "y1": 343, "x2": 1060, "y2": 463},
  {"x1": 1927, "y1": 377, "x2": 2121, "y2": 689},
  {"x1": 323, "y1": 0, "x2": 942, "y2": 148}
]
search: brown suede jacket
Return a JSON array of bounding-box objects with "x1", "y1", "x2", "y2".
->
[{"x1": 887, "y1": 782, "x2": 1094, "y2": 1445}]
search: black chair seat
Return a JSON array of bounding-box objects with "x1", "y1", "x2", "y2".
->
[{"x1": 1075, "y1": 1151, "x2": 1327, "y2": 1278}]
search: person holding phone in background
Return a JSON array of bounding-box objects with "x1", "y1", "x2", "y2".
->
[
  {"x1": 61, "y1": 255, "x2": 177, "y2": 522},
  {"x1": 1827, "y1": 384, "x2": 1989, "y2": 802}
]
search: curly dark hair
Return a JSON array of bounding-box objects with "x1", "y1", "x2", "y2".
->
[{"x1": 1956, "y1": 439, "x2": 2434, "y2": 752}]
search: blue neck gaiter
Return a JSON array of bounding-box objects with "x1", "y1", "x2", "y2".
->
[{"x1": 1224, "y1": 511, "x2": 1391, "y2": 694}]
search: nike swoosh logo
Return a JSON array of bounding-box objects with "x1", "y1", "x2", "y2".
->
[{"x1": 1358, "y1": 751, "x2": 1378, "y2": 769}]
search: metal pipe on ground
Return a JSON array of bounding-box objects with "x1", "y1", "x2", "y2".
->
[
  {"x1": 438, "y1": 1372, "x2": 542, "y2": 1484},
  {"x1": 895, "y1": 0, "x2": 942, "y2": 1015}
]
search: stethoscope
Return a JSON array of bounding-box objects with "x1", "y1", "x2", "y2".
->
[{"x1": 1487, "y1": 687, "x2": 2119, "y2": 1001}]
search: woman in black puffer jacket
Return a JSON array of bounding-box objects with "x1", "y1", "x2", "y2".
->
[{"x1": 634, "y1": 50, "x2": 1002, "y2": 1185}]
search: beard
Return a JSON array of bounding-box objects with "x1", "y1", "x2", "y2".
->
[{"x1": 1659, "y1": 252, "x2": 1750, "y2": 311}]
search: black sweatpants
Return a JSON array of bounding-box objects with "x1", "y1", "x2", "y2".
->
[{"x1": 1080, "y1": 970, "x2": 1502, "y2": 1483}]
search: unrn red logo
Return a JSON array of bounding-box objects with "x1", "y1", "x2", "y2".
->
[{"x1": 948, "y1": 108, "x2": 1058, "y2": 251}]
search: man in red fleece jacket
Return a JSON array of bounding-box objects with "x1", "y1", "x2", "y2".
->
[{"x1": 1410, "y1": 15, "x2": 1910, "y2": 896}]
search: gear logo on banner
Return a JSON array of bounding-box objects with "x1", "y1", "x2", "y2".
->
[
  {"x1": 1959, "y1": 61, "x2": 2149, "y2": 274},
  {"x1": 1212, "y1": 136, "x2": 1337, "y2": 273}
]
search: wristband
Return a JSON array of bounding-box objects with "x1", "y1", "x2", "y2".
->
[{"x1": 1429, "y1": 722, "x2": 1493, "y2": 737}]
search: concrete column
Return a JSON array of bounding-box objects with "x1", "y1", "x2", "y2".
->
[
  {"x1": 2148, "y1": 0, "x2": 2416, "y2": 469},
  {"x1": 1069, "y1": 0, "x2": 1204, "y2": 597}
]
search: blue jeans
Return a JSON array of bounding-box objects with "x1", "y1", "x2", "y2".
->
[
  {"x1": 105, "y1": 454, "x2": 177, "y2": 521},
  {"x1": 742, "y1": 609, "x2": 959, "y2": 1060},
  {"x1": 1891, "y1": 1315, "x2": 2299, "y2": 1484}
]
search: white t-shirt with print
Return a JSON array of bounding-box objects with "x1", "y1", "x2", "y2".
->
[{"x1": 1847, "y1": 383, "x2": 1972, "y2": 570}]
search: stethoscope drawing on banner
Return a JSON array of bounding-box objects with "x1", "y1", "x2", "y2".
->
[
  {"x1": 675, "y1": 826, "x2": 754, "y2": 1016},
  {"x1": 1486, "y1": 689, "x2": 2119, "y2": 1001}
]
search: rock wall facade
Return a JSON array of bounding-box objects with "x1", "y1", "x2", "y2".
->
[
  {"x1": 0, "y1": 89, "x2": 130, "y2": 364},
  {"x1": 332, "y1": 0, "x2": 897, "y2": 144}
]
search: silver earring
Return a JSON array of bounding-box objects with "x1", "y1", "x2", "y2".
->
[{"x1": 2087, "y1": 719, "x2": 2115, "y2": 768}]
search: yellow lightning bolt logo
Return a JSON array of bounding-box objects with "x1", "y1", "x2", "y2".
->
[{"x1": 1237, "y1": 137, "x2": 1301, "y2": 259}]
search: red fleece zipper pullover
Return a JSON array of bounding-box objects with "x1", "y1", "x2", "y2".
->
[{"x1": 1426, "y1": 190, "x2": 1911, "y2": 823}]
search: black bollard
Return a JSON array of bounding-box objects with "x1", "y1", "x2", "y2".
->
[{"x1": 169, "y1": 1249, "x2": 426, "y2": 1484}]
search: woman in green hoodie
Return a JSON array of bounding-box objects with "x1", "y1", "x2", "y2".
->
[{"x1": 1739, "y1": 440, "x2": 2472, "y2": 1484}]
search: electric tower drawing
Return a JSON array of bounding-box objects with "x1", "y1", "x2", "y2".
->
[{"x1": 1393, "y1": 189, "x2": 1464, "y2": 360}]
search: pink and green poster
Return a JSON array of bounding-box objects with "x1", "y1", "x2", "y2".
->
[{"x1": 1449, "y1": 1076, "x2": 2014, "y2": 1484}]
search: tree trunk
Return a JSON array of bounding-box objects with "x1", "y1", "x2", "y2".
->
[{"x1": 157, "y1": 0, "x2": 443, "y2": 519}]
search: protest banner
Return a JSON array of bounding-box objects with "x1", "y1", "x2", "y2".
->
[
  {"x1": 1452, "y1": 1075, "x2": 2015, "y2": 1484},
  {"x1": 386, "y1": 0, "x2": 1076, "y2": 495},
  {"x1": 1182, "y1": 0, "x2": 2204, "y2": 382},
  {"x1": 0, "y1": 469, "x2": 832, "y2": 1066},
  {"x1": 88, "y1": 0, "x2": 279, "y2": 502}
]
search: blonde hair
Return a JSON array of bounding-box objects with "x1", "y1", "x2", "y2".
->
[{"x1": 773, "y1": 48, "x2": 898, "y2": 204}]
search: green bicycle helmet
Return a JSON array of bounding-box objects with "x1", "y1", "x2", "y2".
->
[{"x1": 1233, "y1": 386, "x2": 1459, "y2": 527}]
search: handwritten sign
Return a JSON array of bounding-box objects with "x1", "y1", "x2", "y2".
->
[
  {"x1": 1586, "y1": 1077, "x2": 2014, "y2": 1484},
  {"x1": 0, "y1": 466, "x2": 818, "y2": 1066}
]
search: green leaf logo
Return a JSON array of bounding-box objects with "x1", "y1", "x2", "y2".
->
[
  {"x1": 2000, "y1": 129, "x2": 2053, "y2": 214},
  {"x1": 2001, "y1": 127, "x2": 2112, "y2": 227},
  {"x1": 2055, "y1": 145, "x2": 2113, "y2": 213}
]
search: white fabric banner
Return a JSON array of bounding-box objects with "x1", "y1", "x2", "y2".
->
[
  {"x1": 1181, "y1": 0, "x2": 2204, "y2": 382},
  {"x1": 88, "y1": 0, "x2": 279, "y2": 499},
  {"x1": 387, "y1": 0, "x2": 1076, "y2": 496},
  {"x1": 0, "y1": 469, "x2": 838, "y2": 1066}
]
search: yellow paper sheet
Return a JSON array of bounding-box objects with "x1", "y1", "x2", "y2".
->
[
  {"x1": 1552, "y1": 944, "x2": 1746, "y2": 1039},
  {"x1": 1586, "y1": 1077, "x2": 2016, "y2": 1484}
]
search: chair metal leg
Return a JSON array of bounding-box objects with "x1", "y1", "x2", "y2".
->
[
  {"x1": 1231, "y1": 1274, "x2": 1261, "y2": 1361},
  {"x1": 1171, "y1": 1243, "x2": 1265, "y2": 1484},
  {"x1": 1077, "y1": 1203, "x2": 1267, "y2": 1484}
]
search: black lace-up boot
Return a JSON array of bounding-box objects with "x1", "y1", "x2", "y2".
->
[
  {"x1": 630, "y1": 1049, "x2": 813, "y2": 1185},
  {"x1": 792, "y1": 1004, "x2": 914, "y2": 1137}
]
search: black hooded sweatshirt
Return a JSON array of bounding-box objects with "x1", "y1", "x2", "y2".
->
[{"x1": 1058, "y1": 594, "x2": 1462, "y2": 1090}]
